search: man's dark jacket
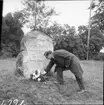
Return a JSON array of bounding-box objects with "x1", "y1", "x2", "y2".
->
[{"x1": 45, "y1": 49, "x2": 83, "y2": 78}]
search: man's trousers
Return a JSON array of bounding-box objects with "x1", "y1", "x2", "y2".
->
[{"x1": 55, "y1": 66, "x2": 85, "y2": 90}]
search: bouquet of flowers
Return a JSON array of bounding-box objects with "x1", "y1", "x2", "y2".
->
[{"x1": 30, "y1": 70, "x2": 48, "y2": 82}]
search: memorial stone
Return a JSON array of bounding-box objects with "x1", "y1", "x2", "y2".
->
[
  {"x1": 100, "y1": 47, "x2": 104, "y2": 71},
  {"x1": 16, "y1": 31, "x2": 53, "y2": 78}
]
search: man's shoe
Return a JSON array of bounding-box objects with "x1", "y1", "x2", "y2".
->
[{"x1": 77, "y1": 89, "x2": 86, "y2": 94}]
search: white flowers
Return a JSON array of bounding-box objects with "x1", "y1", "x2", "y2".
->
[
  {"x1": 30, "y1": 69, "x2": 41, "y2": 81},
  {"x1": 33, "y1": 69, "x2": 41, "y2": 79},
  {"x1": 100, "y1": 47, "x2": 104, "y2": 53},
  {"x1": 37, "y1": 78, "x2": 41, "y2": 82},
  {"x1": 30, "y1": 69, "x2": 47, "y2": 82}
]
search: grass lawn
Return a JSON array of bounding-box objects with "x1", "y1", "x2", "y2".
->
[{"x1": 0, "y1": 59, "x2": 103, "y2": 104}]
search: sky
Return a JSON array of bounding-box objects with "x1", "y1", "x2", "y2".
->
[{"x1": 2, "y1": 0, "x2": 92, "y2": 34}]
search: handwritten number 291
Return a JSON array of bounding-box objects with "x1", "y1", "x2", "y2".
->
[{"x1": 1, "y1": 99, "x2": 25, "y2": 105}]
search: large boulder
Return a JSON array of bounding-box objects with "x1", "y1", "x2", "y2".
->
[{"x1": 16, "y1": 31, "x2": 54, "y2": 78}]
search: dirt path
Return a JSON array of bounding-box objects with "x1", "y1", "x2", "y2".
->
[{"x1": 0, "y1": 59, "x2": 103, "y2": 105}]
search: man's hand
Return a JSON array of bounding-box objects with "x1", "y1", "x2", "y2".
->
[{"x1": 41, "y1": 71, "x2": 47, "y2": 76}]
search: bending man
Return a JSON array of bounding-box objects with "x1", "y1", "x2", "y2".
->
[{"x1": 43, "y1": 49, "x2": 86, "y2": 93}]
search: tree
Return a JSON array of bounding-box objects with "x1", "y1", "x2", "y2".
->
[
  {"x1": 45, "y1": 22, "x2": 84, "y2": 58},
  {"x1": 19, "y1": 0, "x2": 58, "y2": 31},
  {"x1": 1, "y1": 12, "x2": 24, "y2": 57},
  {"x1": 91, "y1": 0, "x2": 104, "y2": 33},
  {"x1": 78, "y1": 25, "x2": 104, "y2": 60}
]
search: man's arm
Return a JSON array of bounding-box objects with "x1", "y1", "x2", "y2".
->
[
  {"x1": 44, "y1": 60, "x2": 54, "y2": 73},
  {"x1": 64, "y1": 57, "x2": 71, "y2": 68}
]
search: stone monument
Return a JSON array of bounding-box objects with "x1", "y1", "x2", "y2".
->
[
  {"x1": 16, "y1": 31, "x2": 53, "y2": 79},
  {"x1": 100, "y1": 47, "x2": 104, "y2": 71}
]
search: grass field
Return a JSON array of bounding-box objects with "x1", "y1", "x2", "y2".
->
[{"x1": 0, "y1": 58, "x2": 103, "y2": 105}]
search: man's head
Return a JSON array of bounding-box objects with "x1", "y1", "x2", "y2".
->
[{"x1": 44, "y1": 51, "x2": 53, "y2": 59}]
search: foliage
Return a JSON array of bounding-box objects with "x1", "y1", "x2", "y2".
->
[
  {"x1": 43, "y1": 22, "x2": 104, "y2": 60},
  {"x1": 42, "y1": 23, "x2": 86, "y2": 59},
  {"x1": 91, "y1": 0, "x2": 104, "y2": 33},
  {"x1": 19, "y1": 0, "x2": 58, "y2": 30},
  {"x1": 1, "y1": 12, "x2": 24, "y2": 58},
  {"x1": 78, "y1": 25, "x2": 104, "y2": 60}
]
